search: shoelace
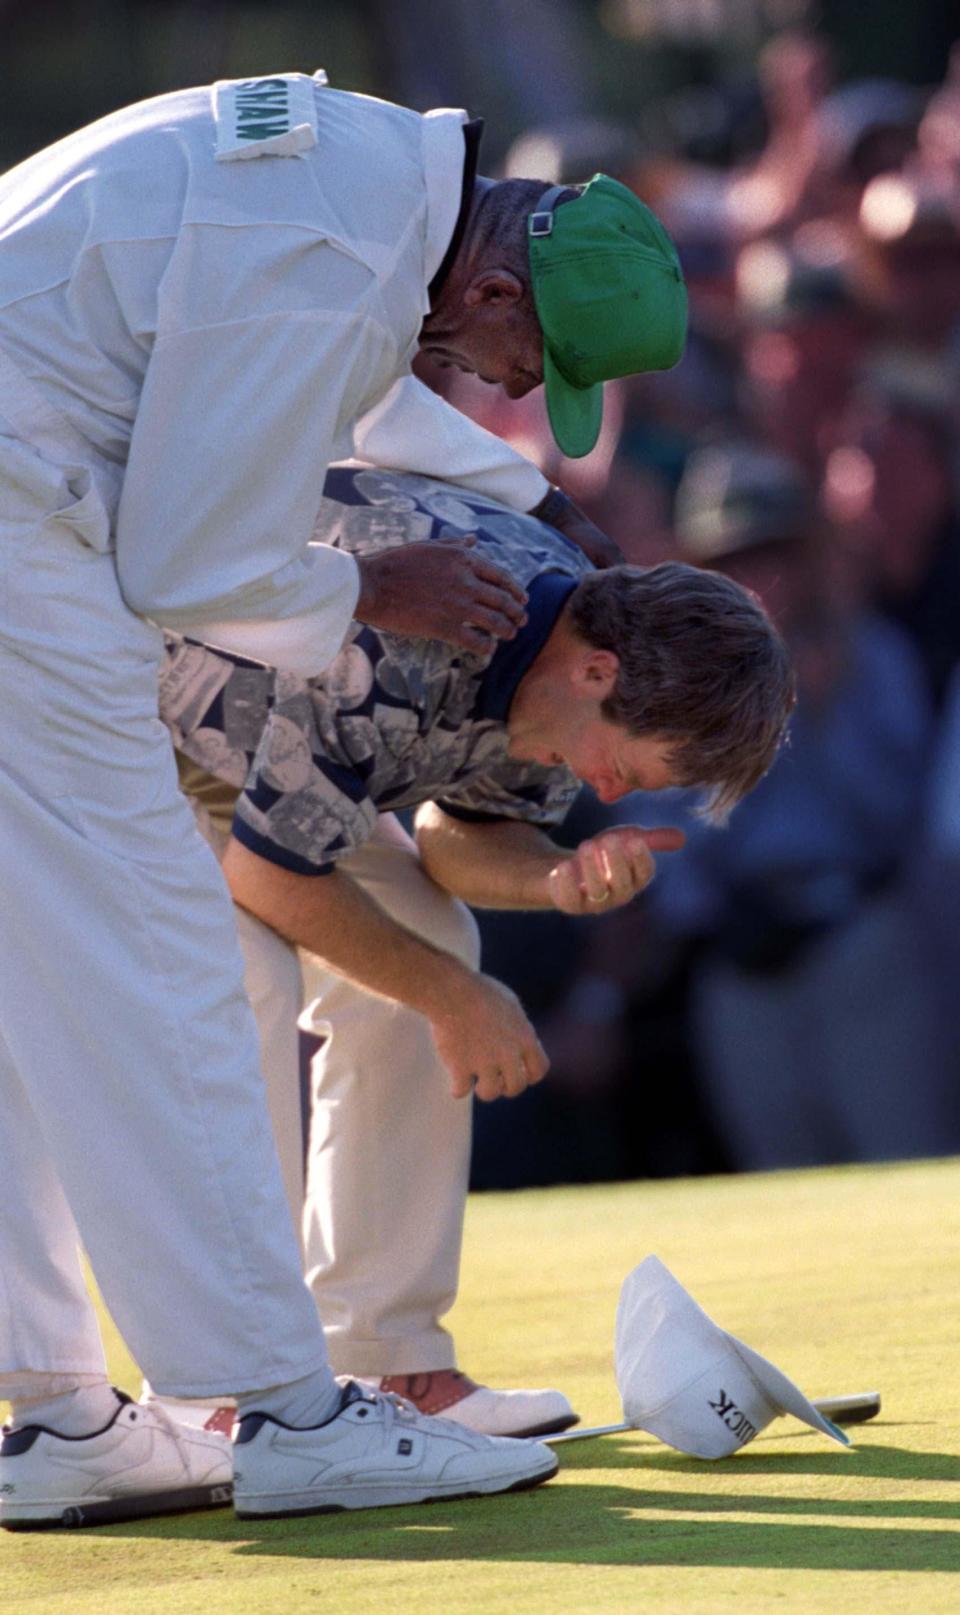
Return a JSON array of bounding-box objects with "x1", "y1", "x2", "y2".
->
[
  {"x1": 345, "y1": 1384, "x2": 421, "y2": 1435},
  {"x1": 378, "y1": 1391, "x2": 420, "y2": 1421}
]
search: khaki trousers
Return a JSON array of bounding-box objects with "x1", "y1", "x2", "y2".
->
[{"x1": 237, "y1": 814, "x2": 478, "y2": 1375}]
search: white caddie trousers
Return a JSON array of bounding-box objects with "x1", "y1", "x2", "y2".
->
[{"x1": 0, "y1": 432, "x2": 330, "y2": 1401}]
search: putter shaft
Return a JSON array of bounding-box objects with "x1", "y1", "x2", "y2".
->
[{"x1": 545, "y1": 1390, "x2": 881, "y2": 1444}]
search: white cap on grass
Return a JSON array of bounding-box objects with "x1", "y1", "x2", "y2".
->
[{"x1": 615, "y1": 1255, "x2": 851, "y2": 1459}]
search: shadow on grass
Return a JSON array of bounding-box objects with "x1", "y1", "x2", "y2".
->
[
  {"x1": 558, "y1": 1436, "x2": 960, "y2": 1484},
  {"x1": 101, "y1": 1446, "x2": 960, "y2": 1573}
]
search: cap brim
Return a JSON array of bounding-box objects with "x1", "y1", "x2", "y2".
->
[
  {"x1": 727, "y1": 1336, "x2": 850, "y2": 1448},
  {"x1": 543, "y1": 346, "x2": 603, "y2": 459}
]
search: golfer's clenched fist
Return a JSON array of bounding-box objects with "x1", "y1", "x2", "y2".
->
[{"x1": 547, "y1": 825, "x2": 685, "y2": 915}]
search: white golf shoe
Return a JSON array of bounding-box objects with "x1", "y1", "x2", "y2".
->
[
  {"x1": 140, "y1": 1370, "x2": 579, "y2": 1442},
  {"x1": 232, "y1": 1379, "x2": 558, "y2": 1519},
  {"x1": 0, "y1": 1392, "x2": 233, "y2": 1530},
  {"x1": 361, "y1": 1370, "x2": 579, "y2": 1438}
]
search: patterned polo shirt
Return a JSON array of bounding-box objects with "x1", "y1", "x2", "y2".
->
[{"x1": 160, "y1": 466, "x2": 591, "y2": 874}]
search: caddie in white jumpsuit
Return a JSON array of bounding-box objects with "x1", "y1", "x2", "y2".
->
[
  {"x1": 0, "y1": 76, "x2": 560, "y2": 1525},
  {"x1": 0, "y1": 70, "x2": 687, "y2": 1526}
]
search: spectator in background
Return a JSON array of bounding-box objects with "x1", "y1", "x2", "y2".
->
[
  {"x1": 823, "y1": 355, "x2": 960, "y2": 707},
  {"x1": 808, "y1": 77, "x2": 923, "y2": 224},
  {"x1": 856, "y1": 168, "x2": 960, "y2": 351},
  {"x1": 916, "y1": 659, "x2": 960, "y2": 1071},
  {"x1": 736, "y1": 238, "x2": 876, "y2": 478},
  {"x1": 915, "y1": 44, "x2": 960, "y2": 184},
  {"x1": 649, "y1": 441, "x2": 960, "y2": 1169},
  {"x1": 723, "y1": 31, "x2": 834, "y2": 239}
]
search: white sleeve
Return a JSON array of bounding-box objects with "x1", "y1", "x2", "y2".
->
[
  {"x1": 187, "y1": 597, "x2": 357, "y2": 677},
  {"x1": 351, "y1": 374, "x2": 549, "y2": 511},
  {"x1": 114, "y1": 260, "x2": 378, "y2": 672}
]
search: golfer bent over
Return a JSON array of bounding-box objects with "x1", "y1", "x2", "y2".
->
[{"x1": 155, "y1": 469, "x2": 794, "y2": 1446}]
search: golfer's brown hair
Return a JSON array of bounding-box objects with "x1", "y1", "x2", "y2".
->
[{"x1": 567, "y1": 562, "x2": 795, "y2": 821}]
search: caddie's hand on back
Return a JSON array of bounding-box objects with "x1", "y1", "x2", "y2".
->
[
  {"x1": 428, "y1": 969, "x2": 549, "y2": 1103},
  {"x1": 354, "y1": 537, "x2": 528, "y2": 653},
  {"x1": 547, "y1": 825, "x2": 685, "y2": 915}
]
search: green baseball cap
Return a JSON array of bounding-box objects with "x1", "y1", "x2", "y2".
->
[{"x1": 527, "y1": 174, "x2": 688, "y2": 458}]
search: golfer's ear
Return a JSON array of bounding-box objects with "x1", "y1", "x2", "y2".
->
[
  {"x1": 463, "y1": 269, "x2": 524, "y2": 308},
  {"x1": 573, "y1": 648, "x2": 620, "y2": 699}
]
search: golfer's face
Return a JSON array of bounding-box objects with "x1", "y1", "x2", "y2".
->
[
  {"x1": 563, "y1": 725, "x2": 677, "y2": 806},
  {"x1": 517, "y1": 719, "x2": 678, "y2": 807}
]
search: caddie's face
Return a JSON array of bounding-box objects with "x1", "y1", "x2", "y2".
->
[
  {"x1": 426, "y1": 313, "x2": 543, "y2": 397},
  {"x1": 420, "y1": 275, "x2": 544, "y2": 398}
]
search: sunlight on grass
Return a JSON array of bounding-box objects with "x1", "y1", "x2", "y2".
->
[{"x1": 3, "y1": 1157, "x2": 960, "y2": 1614}]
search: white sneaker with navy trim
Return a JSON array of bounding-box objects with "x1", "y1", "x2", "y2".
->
[
  {"x1": 0, "y1": 1392, "x2": 233, "y2": 1530},
  {"x1": 232, "y1": 1380, "x2": 558, "y2": 1519}
]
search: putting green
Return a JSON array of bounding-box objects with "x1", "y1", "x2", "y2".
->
[{"x1": 4, "y1": 1156, "x2": 959, "y2": 1613}]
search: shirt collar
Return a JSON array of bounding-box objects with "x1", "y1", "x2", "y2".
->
[
  {"x1": 474, "y1": 571, "x2": 578, "y2": 723},
  {"x1": 420, "y1": 111, "x2": 484, "y2": 311},
  {"x1": 428, "y1": 119, "x2": 484, "y2": 305}
]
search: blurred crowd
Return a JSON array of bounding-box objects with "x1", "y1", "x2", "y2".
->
[
  {"x1": 6, "y1": 5, "x2": 956, "y2": 1187},
  {"x1": 418, "y1": 31, "x2": 960, "y2": 1185}
]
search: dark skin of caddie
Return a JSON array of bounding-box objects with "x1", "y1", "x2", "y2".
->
[{"x1": 353, "y1": 176, "x2": 622, "y2": 656}]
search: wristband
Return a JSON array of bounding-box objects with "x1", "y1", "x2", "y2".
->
[{"x1": 530, "y1": 485, "x2": 572, "y2": 527}]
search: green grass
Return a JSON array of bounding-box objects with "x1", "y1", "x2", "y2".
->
[{"x1": 5, "y1": 1157, "x2": 960, "y2": 1613}]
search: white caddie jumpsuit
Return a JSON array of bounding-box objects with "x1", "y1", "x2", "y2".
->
[{"x1": 0, "y1": 72, "x2": 546, "y2": 1399}]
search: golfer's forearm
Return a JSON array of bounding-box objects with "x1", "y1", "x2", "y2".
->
[
  {"x1": 414, "y1": 804, "x2": 568, "y2": 909},
  {"x1": 221, "y1": 836, "x2": 470, "y2": 1019}
]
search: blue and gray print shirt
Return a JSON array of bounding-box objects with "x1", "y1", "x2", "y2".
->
[{"x1": 159, "y1": 467, "x2": 590, "y2": 875}]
